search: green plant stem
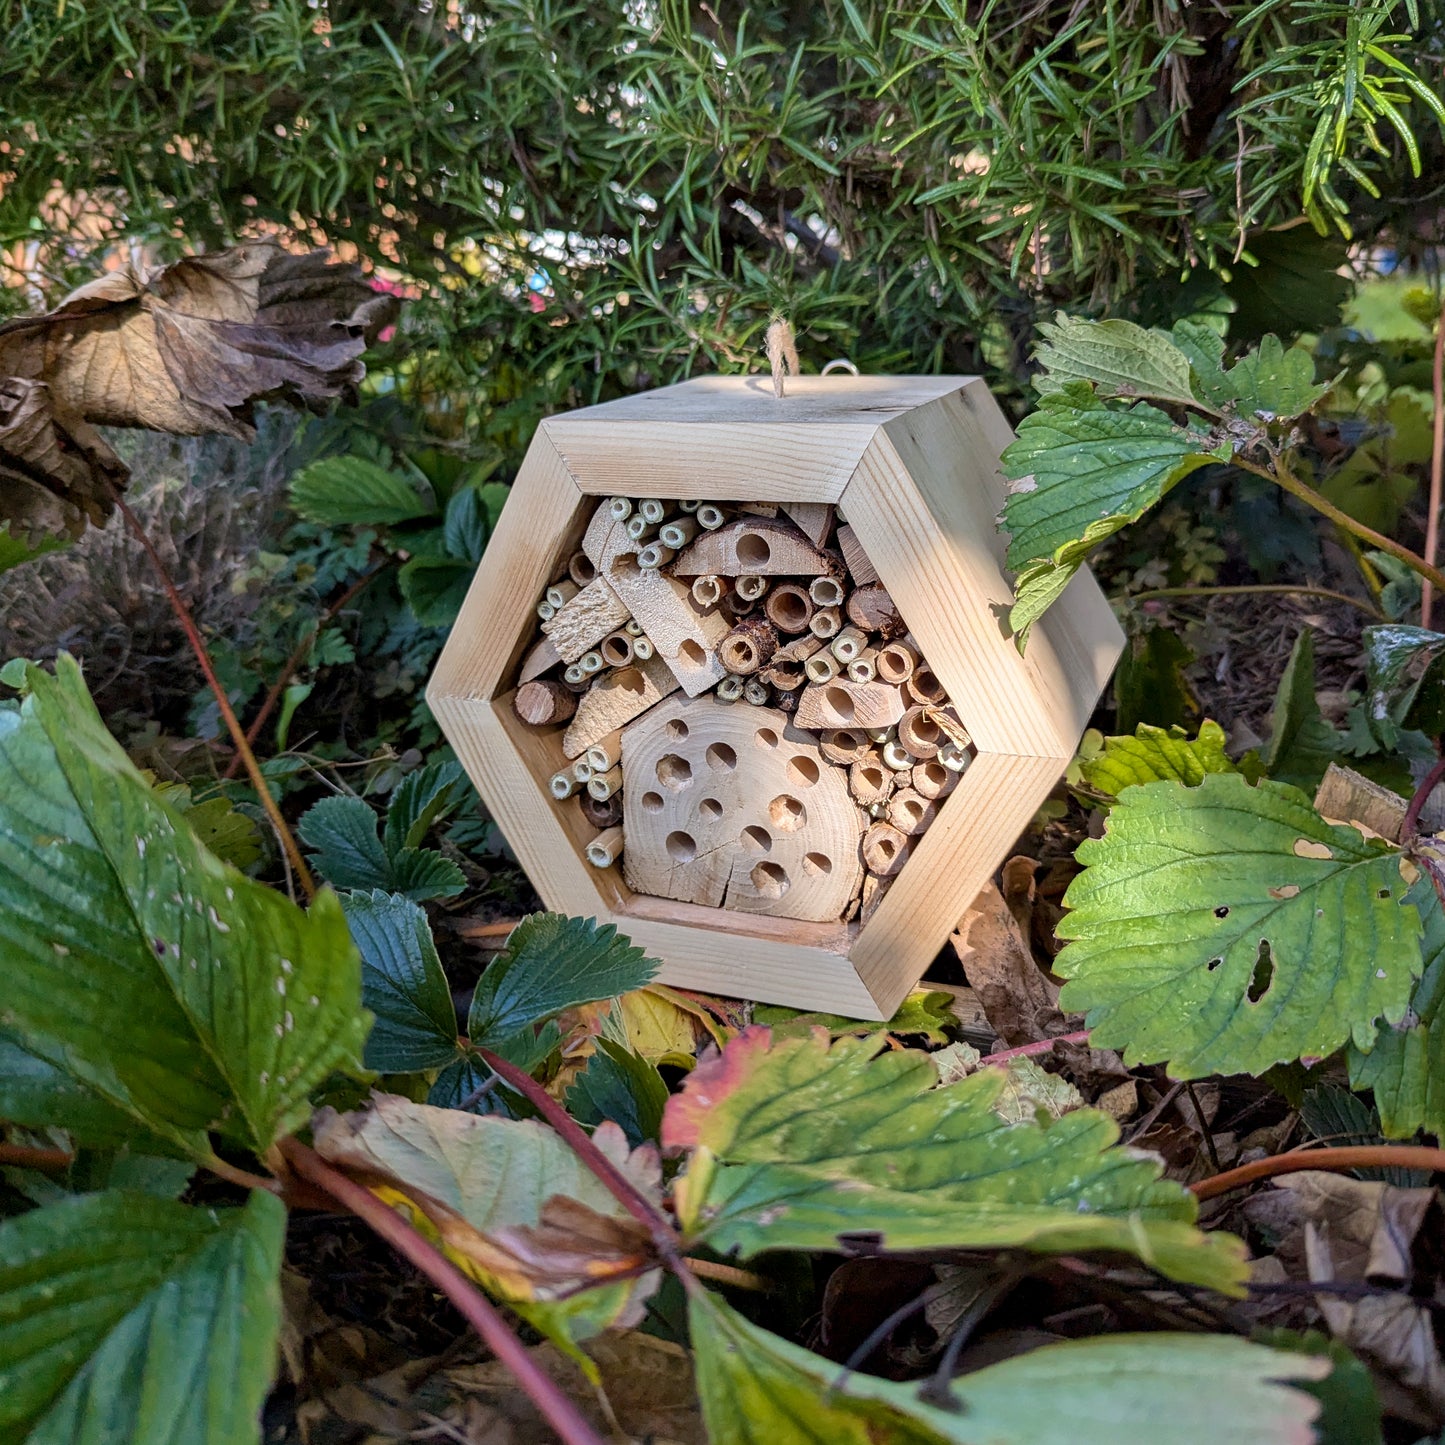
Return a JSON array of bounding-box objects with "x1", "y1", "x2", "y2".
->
[
  {"x1": 1192, "y1": 1143, "x2": 1445, "y2": 1201},
  {"x1": 1124, "y1": 583, "x2": 1384, "y2": 622},
  {"x1": 1423, "y1": 296, "x2": 1445, "y2": 628},
  {"x1": 475, "y1": 1046, "x2": 695, "y2": 1289},
  {"x1": 111, "y1": 490, "x2": 317, "y2": 900},
  {"x1": 222, "y1": 557, "x2": 391, "y2": 782},
  {"x1": 279, "y1": 1137, "x2": 606, "y2": 1445},
  {"x1": 1234, "y1": 452, "x2": 1445, "y2": 596}
]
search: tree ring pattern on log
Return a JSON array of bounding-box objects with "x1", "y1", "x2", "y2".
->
[{"x1": 621, "y1": 694, "x2": 862, "y2": 921}]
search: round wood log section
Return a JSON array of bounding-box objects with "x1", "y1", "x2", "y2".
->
[
  {"x1": 846, "y1": 583, "x2": 905, "y2": 639},
  {"x1": 795, "y1": 679, "x2": 907, "y2": 731},
  {"x1": 620, "y1": 694, "x2": 862, "y2": 922},
  {"x1": 718, "y1": 616, "x2": 779, "y2": 675},
  {"x1": 764, "y1": 583, "x2": 814, "y2": 634},
  {"x1": 579, "y1": 790, "x2": 624, "y2": 828},
  {"x1": 673, "y1": 515, "x2": 833, "y2": 578},
  {"x1": 898, "y1": 704, "x2": 943, "y2": 759},
  {"x1": 862, "y1": 821, "x2": 910, "y2": 877},
  {"x1": 514, "y1": 680, "x2": 577, "y2": 726}
]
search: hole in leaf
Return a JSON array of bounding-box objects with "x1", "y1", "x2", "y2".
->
[
  {"x1": 1206, "y1": 957, "x2": 1223, "y2": 972},
  {"x1": 1214, "y1": 905, "x2": 1229, "y2": 919},
  {"x1": 1377, "y1": 888, "x2": 1392, "y2": 900},
  {"x1": 1247, "y1": 940, "x2": 1273, "y2": 1002}
]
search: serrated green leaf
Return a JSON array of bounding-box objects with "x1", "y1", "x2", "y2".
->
[
  {"x1": 1251, "y1": 1329, "x2": 1382, "y2": 1445},
  {"x1": 0, "y1": 657, "x2": 368, "y2": 1155},
  {"x1": 467, "y1": 914, "x2": 658, "y2": 1049},
  {"x1": 442, "y1": 485, "x2": 488, "y2": 564},
  {"x1": 1264, "y1": 630, "x2": 1344, "y2": 789},
  {"x1": 990, "y1": 1055, "x2": 1083, "y2": 1124},
  {"x1": 0, "y1": 1188, "x2": 284, "y2": 1445},
  {"x1": 385, "y1": 847, "x2": 466, "y2": 900},
  {"x1": 289, "y1": 455, "x2": 435, "y2": 527},
  {"x1": 180, "y1": 797, "x2": 264, "y2": 871},
  {"x1": 1055, "y1": 774, "x2": 1422, "y2": 1078},
  {"x1": 312, "y1": 1094, "x2": 660, "y2": 1355},
  {"x1": 1032, "y1": 314, "x2": 1199, "y2": 408},
  {"x1": 343, "y1": 891, "x2": 460, "y2": 1072},
  {"x1": 1350, "y1": 878, "x2": 1445, "y2": 1139},
  {"x1": 1223, "y1": 335, "x2": 1331, "y2": 420},
  {"x1": 0, "y1": 524, "x2": 64, "y2": 575},
  {"x1": 662, "y1": 1029, "x2": 1246, "y2": 1292},
  {"x1": 426, "y1": 1022, "x2": 561, "y2": 1114},
  {"x1": 1113, "y1": 624, "x2": 1196, "y2": 733},
  {"x1": 1362, "y1": 624, "x2": 1445, "y2": 745},
  {"x1": 690, "y1": 1289, "x2": 1328, "y2": 1445},
  {"x1": 1225, "y1": 229, "x2": 1351, "y2": 342},
  {"x1": 0, "y1": 1031, "x2": 161, "y2": 1149},
  {"x1": 753, "y1": 988, "x2": 957, "y2": 1043},
  {"x1": 384, "y1": 759, "x2": 466, "y2": 855},
  {"x1": 566, "y1": 1039, "x2": 669, "y2": 1147},
  {"x1": 299, "y1": 794, "x2": 462, "y2": 902},
  {"x1": 398, "y1": 555, "x2": 473, "y2": 627},
  {"x1": 1080, "y1": 720, "x2": 1239, "y2": 800}
]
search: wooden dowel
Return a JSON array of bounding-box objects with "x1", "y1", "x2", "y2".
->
[
  {"x1": 585, "y1": 826, "x2": 624, "y2": 867},
  {"x1": 845, "y1": 583, "x2": 904, "y2": 639},
  {"x1": 579, "y1": 790, "x2": 623, "y2": 828},
  {"x1": 513, "y1": 680, "x2": 577, "y2": 726},
  {"x1": 819, "y1": 727, "x2": 871, "y2": 765},
  {"x1": 905, "y1": 664, "x2": 947, "y2": 706},
  {"x1": 519, "y1": 635, "x2": 562, "y2": 685},
  {"x1": 875, "y1": 641, "x2": 918, "y2": 685},
  {"x1": 862, "y1": 821, "x2": 910, "y2": 876},
  {"x1": 587, "y1": 764, "x2": 623, "y2": 800},
  {"x1": 898, "y1": 705, "x2": 942, "y2": 759},
  {"x1": 810, "y1": 605, "x2": 842, "y2": 639},
  {"x1": 718, "y1": 616, "x2": 779, "y2": 675},
  {"x1": 805, "y1": 649, "x2": 840, "y2": 683},
  {"x1": 888, "y1": 788, "x2": 937, "y2": 836},
  {"x1": 568, "y1": 551, "x2": 597, "y2": 587},
  {"x1": 764, "y1": 583, "x2": 814, "y2": 634},
  {"x1": 599, "y1": 631, "x2": 634, "y2": 668},
  {"x1": 849, "y1": 753, "x2": 895, "y2": 806},
  {"x1": 736, "y1": 574, "x2": 769, "y2": 601}
]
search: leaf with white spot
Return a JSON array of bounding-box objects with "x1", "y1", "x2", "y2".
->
[
  {"x1": 0, "y1": 655, "x2": 369, "y2": 1155},
  {"x1": 1055, "y1": 774, "x2": 1422, "y2": 1078}
]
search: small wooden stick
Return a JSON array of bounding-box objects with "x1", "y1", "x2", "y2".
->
[
  {"x1": 513, "y1": 680, "x2": 577, "y2": 727},
  {"x1": 585, "y1": 826, "x2": 624, "y2": 867},
  {"x1": 837, "y1": 524, "x2": 879, "y2": 586},
  {"x1": 846, "y1": 583, "x2": 905, "y2": 639},
  {"x1": 905, "y1": 665, "x2": 948, "y2": 707},
  {"x1": 764, "y1": 583, "x2": 814, "y2": 634},
  {"x1": 898, "y1": 705, "x2": 943, "y2": 759},
  {"x1": 819, "y1": 727, "x2": 871, "y2": 765},
  {"x1": 888, "y1": 788, "x2": 937, "y2": 836},
  {"x1": 599, "y1": 631, "x2": 634, "y2": 668},
  {"x1": 735, "y1": 574, "x2": 770, "y2": 601},
  {"x1": 579, "y1": 790, "x2": 623, "y2": 828},
  {"x1": 863, "y1": 821, "x2": 910, "y2": 876},
  {"x1": 875, "y1": 640, "x2": 918, "y2": 685},
  {"x1": 568, "y1": 551, "x2": 597, "y2": 587},
  {"x1": 587, "y1": 764, "x2": 623, "y2": 800},
  {"x1": 810, "y1": 605, "x2": 842, "y2": 639},
  {"x1": 849, "y1": 753, "x2": 895, "y2": 806},
  {"x1": 659, "y1": 516, "x2": 699, "y2": 549},
  {"x1": 718, "y1": 616, "x2": 779, "y2": 675},
  {"x1": 809, "y1": 574, "x2": 845, "y2": 608}
]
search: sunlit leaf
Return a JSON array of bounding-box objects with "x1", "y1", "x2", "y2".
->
[{"x1": 1080, "y1": 720, "x2": 1240, "y2": 800}]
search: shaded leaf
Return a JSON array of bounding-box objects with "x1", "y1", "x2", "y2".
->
[
  {"x1": 426, "y1": 1022, "x2": 561, "y2": 1115},
  {"x1": 662, "y1": 1028, "x2": 1246, "y2": 1292},
  {"x1": 0, "y1": 1030, "x2": 161, "y2": 1149},
  {"x1": 991, "y1": 1056, "x2": 1083, "y2": 1124},
  {"x1": 1114, "y1": 625, "x2": 1196, "y2": 733},
  {"x1": 753, "y1": 988, "x2": 957, "y2": 1044},
  {"x1": 1080, "y1": 720, "x2": 1239, "y2": 800},
  {"x1": 442, "y1": 485, "x2": 489, "y2": 564},
  {"x1": 467, "y1": 914, "x2": 658, "y2": 1049},
  {"x1": 312, "y1": 1094, "x2": 661, "y2": 1353},
  {"x1": 289, "y1": 455, "x2": 435, "y2": 528},
  {"x1": 1218, "y1": 335, "x2": 1331, "y2": 420},
  {"x1": 383, "y1": 760, "x2": 467, "y2": 856},
  {"x1": 398, "y1": 555, "x2": 474, "y2": 627},
  {"x1": 1224, "y1": 228, "x2": 1351, "y2": 342},
  {"x1": 1265, "y1": 630, "x2": 1344, "y2": 789},
  {"x1": 566, "y1": 1039, "x2": 670, "y2": 1147},
  {"x1": 1055, "y1": 774, "x2": 1421, "y2": 1078},
  {"x1": 1251, "y1": 1329, "x2": 1383, "y2": 1445},
  {"x1": 298, "y1": 794, "x2": 462, "y2": 902},
  {"x1": 0, "y1": 655, "x2": 368, "y2": 1155},
  {"x1": 690, "y1": 1288, "x2": 1326, "y2": 1445},
  {"x1": 343, "y1": 891, "x2": 460, "y2": 1073},
  {"x1": 1362, "y1": 624, "x2": 1445, "y2": 746},
  {"x1": 0, "y1": 1188, "x2": 284, "y2": 1445},
  {"x1": 1032, "y1": 314, "x2": 1198, "y2": 407},
  {"x1": 385, "y1": 847, "x2": 466, "y2": 901},
  {"x1": 169, "y1": 792, "x2": 265, "y2": 872}
]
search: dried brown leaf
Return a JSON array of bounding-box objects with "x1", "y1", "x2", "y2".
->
[{"x1": 951, "y1": 882, "x2": 1061, "y2": 1046}]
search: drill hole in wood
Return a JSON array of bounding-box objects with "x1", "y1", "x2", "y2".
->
[
  {"x1": 706, "y1": 742, "x2": 738, "y2": 770},
  {"x1": 656, "y1": 754, "x2": 693, "y2": 790},
  {"x1": 735, "y1": 531, "x2": 772, "y2": 569},
  {"x1": 755, "y1": 727, "x2": 780, "y2": 749},
  {"x1": 803, "y1": 851, "x2": 832, "y2": 877},
  {"x1": 740, "y1": 824, "x2": 772, "y2": 853},
  {"x1": 824, "y1": 685, "x2": 855, "y2": 721},
  {"x1": 641, "y1": 790, "x2": 665, "y2": 814},
  {"x1": 666, "y1": 718, "x2": 690, "y2": 741},
  {"x1": 769, "y1": 795, "x2": 806, "y2": 832},
  {"x1": 750, "y1": 860, "x2": 789, "y2": 899},
  {"x1": 666, "y1": 830, "x2": 697, "y2": 863},
  {"x1": 786, "y1": 755, "x2": 820, "y2": 787},
  {"x1": 699, "y1": 797, "x2": 724, "y2": 820}
]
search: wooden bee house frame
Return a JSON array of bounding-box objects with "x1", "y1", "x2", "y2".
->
[{"x1": 428, "y1": 375, "x2": 1124, "y2": 1019}]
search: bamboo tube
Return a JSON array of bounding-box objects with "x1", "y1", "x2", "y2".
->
[
  {"x1": 912, "y1": 759, "x2": 960, "y2": 801},
  {"x1": 868, "y1": 800, "x2": 890, "y2": 820},
  {"x1": 863, "y1": 821, "x2": 910, "y2": 877},
  {"x1": 764, "y1": 583, "x2": 814, "y2": 634},
  {"x1": 846, "y1": 583, "x2": 904, "y2": 638},
  {"x1": 660, "y1": 516, "x2": 699, "y2": 549},
  {"x1": 626, "y1": 514, "x2": 651, "y2": 540},
  {"x1": 536, "y1": 599, "x2": 556, "y2": 621},
  {"x1": 809, "y1": 574, "x2": 846, "y2": 607},
  {"x1": 691, "y1": 575, "x2": 728, "y2": 607},
  {"x1": 679, "y1": 499, "x2": 701, "y2": 514},
  {"x1": 830, "y1": 625, "x2": 868, "y2": 663},
  {"x1": 866, "y1": 725, "x2": 896, "y2": 744},
  {"x1": 718, "y1": 616, "x2": 779, "y2": 675},
  {"x1": 744, "y1": 678, "x2": 770, "y2": 706},
  {"x1": 638, "y1": 498, "x2": 666, "y2": 524},
  {"x1": 549, "y1": 770, "x2": 580, "y2": 800},
  {"x1": 805, "y1": 649, "x2": 841, "y2": 683},
  {"x1": 819, "y1": 728, "x2": 871, "y2": 765},
  {"x1": 585, "y1": 826, "x2": 625, "y2": 867},
  {"x1": 881, "y1": 738, "x2": 913, "y2": 771},
  {"x1": 568, "y1": 551, "x2": 597, "y2": 587},
  {"x1": 579, "y1": 649, "x2": 605, "y2": 675},
  {"x1": 579, "y1": 790, "x2": 623, "y2": 828},
  {"x1": 573, "y1": 759, "x2": 593, "y2": 782},
  {"x1": 623, "y1": 618, "x2": 644, "y2": 636},
  {"x1": 717, "y1": 673, "x2": 745, "y2": 702},
  {"x1": 761, "y1": 644, "x2": 816, "y2": 689},
  {"x1": 724, "y1": 592, "x2": 757, "y2": 617},
  {"x1": 563, "y1": 672, "x2": 590, "y2": 692},
  {"x1": 697, "y1": 503, "x2": 726, "y2": 530},
  {"x1": 637, "y1": 541, "x2": 675, "y2": 570},
  {"x1": 735, "y1": 573, "x2": 769, "y2": 601},
  {"x1": 513, "y1": 680, "x2": 577, "y2": 726},
  {"x1": 599, "y1": 631, "x2": 634, "y2": 668},
  {"x1": 939, "y1": 739, "x2": 971, "y2": 772},
  {"x1": 774, "y1": 687, "x2": 800, "y2": 714},
  {"x1": 847, "y1": 647, "x2": 878, "y2": 683},
  {"x1": 607, "y1": 496, "x2": 633, "y2": 521},
  {"x1": 888, "y1": 788, "x2": 937, "y2": 836},
  {"x1": 632, "y1": 636, "x2": 655, "y2": 660},
  {"x1": 585, "y1": 731, "x2": 623, "y2": 773},
  {"x1": 876, "y1": 640, "x2": 918, "y2": 686},
  {"x1": 905, "y1": 664, "x2": 947, "y2": 706},
  {"x1": 810, "y1": 605, "x2": 842, "y2": 640},
  {"x1": 898, "y1": 705, "x2": 943, "y2": 760},
  {"x1": 546, "y1": 579, "x2": 580, "y2": 611},
  {"x1": 587, "y1": 764, "x2": 623, "y2": 800},
  {"x1": 849, "y1": 753, "x2": 895, "y2": 806}
]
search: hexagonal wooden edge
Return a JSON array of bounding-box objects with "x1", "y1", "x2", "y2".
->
[{"x1": 429, "y1": 375, "x2": 1124, "y2": 1019}]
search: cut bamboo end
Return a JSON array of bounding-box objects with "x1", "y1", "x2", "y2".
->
[
  {"x1": 744, "y1": 678, "x2": 770, "y2": 706},
  {"x1": 659, "y1": 516, "x2": 700, "y2": 549},
  {"x1": 724, "y1": 593, "x2": 757, "y2": 617},
  {"x1": 805, "y1": 650, "x2": 841, "y2": 683},
  {"x1": 809, "y1": 575, "x2": 845, "y2": 607},
  {"x1": 579, "y1": 790, "x2": 623, "y2": 828},
  {"x1": 607, "y1": 496, "x2": 633, "y2": 521},
  {"x1": 638, "y1": 542, "x2": 675, "y2": 570},
  {"x1": 830, "y1": 625, "x2": 868, "y2": 663},
  {"x1": 809, "y1": 605, "x2": 842, "y2": 640},
  {"x1": 585, "y1": 730, "x2": 623, "y2": 773},
  {"x1": 875, "y1": 641, "x2": 918, "y2": 686},
  {"x1": 939, "y1": 739, "x2": 972, "y2": 772},
  {"x1": 568, "y1": 551, "x2": 597, "y2": 587},
  {"x1": 888, "y1": 788, "x2": 937, "y2": 836},
  {"x1": 624, "y1": 619, "x2": 644, "y2": 636},
  {"x1": 632, "y1": 636, "x2": 655, "y2": 660},
  {"x1": 898, "y1": 705, "x2": 943, "y2": 759},
  {"x1": 638, "y1": 498, "x2": 666, "y2": 524},
  {"x1": 599, "y1": 631, "x2": 635, "y2": 668},
  {"x1": 881, "y1": 738, "x2": 913, "y2": 771},
  {"x1": 546, "y1": 579, "x2": 580, "y2": 611},
  {"x1": 845, "y1": 583, "x2": 904, "y2": 639},
  {"x1": 586, "y1": 826, "x2": 624, "y2": 867},
  {"x1": 819, "y1": 727, "x2": 871, "y2": 765},
  {"x1": 764, "y1": 583, "x2": 814, "y2": 634},
  {"x1": 573, "y1": 759, "x2": 593, "y2": 782},
  {"x1": 536, "y1": 599, "x2": 556, "y2": 622},
  {"x1": 718, "y1": 616, "x2": 779, "y2": 675},
  {"x1": 911, "y1": 759, "x2": 960, "y2": 801},
  {"x1": 697, "y1": 503, "x2": 726, "y2": 530},
  {"x1": 905, "y1": 664, "x2": 947, "y2": 707},
  {"x1": 774, "y1": 687, "x2": 800, "y2": 714},
  {"x1": 588, "y1": 764, "x2": 623, "y2": 800},
  {"x1": 735, "y1": 574, "x2": 770, "y2": 601},
  {"x1": 514, "y1": 680, "x2": 577, "y2": 727},
  {"x1": 847, "y1": 648, "x2": 879, "y2": 683},
  {"x1": 716, "y1": 673, "x2": 745, "y2": 702},
  {"x1": 678, "y1": 499, "x2": 701, "y2": 514},
  {"x1": 849, "y1": 753, "x2": 896, "y2": 806},
  {"x1": 862, "y1": 821, "x2": 910, "y2": 877},
  {"x1": 625, "y1": 515, "x2": 652, "y2": 540},
  {"x1": 579, "y1": 650, "x2": 605, "y2": 675},
  {"x1": 549, "y1": 770, "x2": 579, "y2": 800},
  {"x1": 691, "y1": 575, "x2": 728, "y2": 608}
]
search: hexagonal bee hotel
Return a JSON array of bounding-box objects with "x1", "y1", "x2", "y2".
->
[{"x1": 429, "y1": 376, "x2": 1123, "y2": 1018}]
